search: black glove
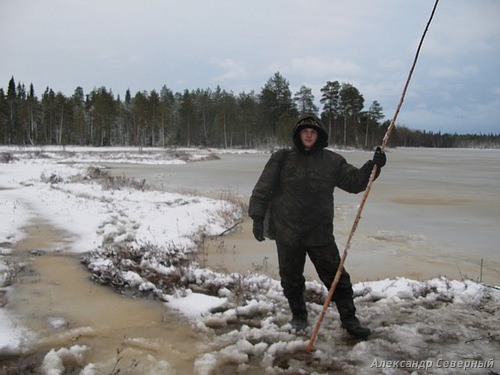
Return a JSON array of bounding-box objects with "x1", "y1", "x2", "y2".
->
[
  {"x1": 252, "y1": 216, "x2": 265, "y2": 242},
  {"x1": 372, "y1": 146, "x2": 386, "y2": 168}
]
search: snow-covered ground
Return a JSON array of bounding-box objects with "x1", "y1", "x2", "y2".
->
[{"x1": 0, "y1": 146, "x2": 498, "y2": 375}]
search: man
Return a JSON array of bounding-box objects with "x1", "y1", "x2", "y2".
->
[{"x1": 248, "y1": 113, "x2": 386, "y2": 338}]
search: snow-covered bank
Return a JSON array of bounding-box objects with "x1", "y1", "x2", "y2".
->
[{"x1": 1, "y1": 147, "x2": 499, "y2": 374}]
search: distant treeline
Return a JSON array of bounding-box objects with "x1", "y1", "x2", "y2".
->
[
  {"x1": 394, "y1": 127, "x2": 499, "y2": 149},
  {"x1": 1, "y1": 75, "x2": 498, "y2": 149}
]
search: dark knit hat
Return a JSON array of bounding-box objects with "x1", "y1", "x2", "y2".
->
[{"x1": 292, "y1": 113, "x2": 328, "y2": 150}]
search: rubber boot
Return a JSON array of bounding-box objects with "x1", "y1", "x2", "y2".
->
[
  {"x1": 288, "y1": 296, "x2": 308, "y2": 331},
  {"x1": 335, "y1": 299, "x2": 371, "y2": 339}
]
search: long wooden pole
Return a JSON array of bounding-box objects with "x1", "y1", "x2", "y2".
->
[{"x1": 306, "y1": 0, "x2": 440, "y2": 353}]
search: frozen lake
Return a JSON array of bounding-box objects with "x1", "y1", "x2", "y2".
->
[
  {"x1": 2, "y1": 146, "x2": 499, "y2": 374},
  {"x1": 109, "y1": 148, "x2": 500, "y2": 286}
]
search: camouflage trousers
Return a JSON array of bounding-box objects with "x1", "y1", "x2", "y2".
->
[{"x1": 276, "y1": 240, "x2": 354, "y2": 302}]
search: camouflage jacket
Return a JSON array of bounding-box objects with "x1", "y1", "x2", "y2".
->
[{"x1": 248, "y1": 147, "x2": 377, "y2": 246}]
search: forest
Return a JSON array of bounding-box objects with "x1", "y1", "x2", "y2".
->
[{"x1": 1, "y1": 73, "x2": 498, "y2": 149}]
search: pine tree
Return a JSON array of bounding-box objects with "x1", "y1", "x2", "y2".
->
[
  {"x1": 320, "y1": 80, "x2": 341, "y2": 142},
  {"x1": 293, "y1": 85, "x2": 318, "y2": 115},
  {"x1": 259, "y1": 72, "x2": 296, "y2": 140},
  {"x1": 6, "y1": 77, "x2": 17, "y2": 144}
]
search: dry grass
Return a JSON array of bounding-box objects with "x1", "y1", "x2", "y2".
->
[{"x1": 0, "y1": 152, "x2": 16, "y2": 163}]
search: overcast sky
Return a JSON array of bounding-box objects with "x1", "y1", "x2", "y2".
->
[{"x1": 1, "y1": 0, "x2": 499, "y2": 134}]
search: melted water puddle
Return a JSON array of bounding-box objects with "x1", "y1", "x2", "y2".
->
[{"x1": 9, "y1": 222, "x2": 201, "y2": 374}]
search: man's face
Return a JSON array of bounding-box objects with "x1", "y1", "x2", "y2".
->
[{"x1": 300, "y1": 128, "x2": 318, "y2": 150}]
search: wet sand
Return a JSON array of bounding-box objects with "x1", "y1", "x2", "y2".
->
[
  {"x1": 200, "y1": 216, "x2": 493, "y2": 285},
  {"x1": 6, "y1": 222, "x2": 201, "y2": 374}
]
